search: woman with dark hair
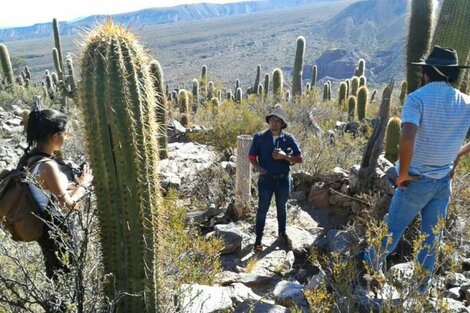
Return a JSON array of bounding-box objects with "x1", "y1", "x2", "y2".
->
[{"x1": 19, "y1": 105, "x2": 93, "y2": 279}]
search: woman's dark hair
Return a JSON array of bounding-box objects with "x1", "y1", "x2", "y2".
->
[
  {"x1": 422, "y1": 65, "x2": 460, "y2": 84},
  {"x1": 25, "y1": 109, "x2": 68, "y2": 152}
]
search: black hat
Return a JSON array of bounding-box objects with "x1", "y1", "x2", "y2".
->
[
  {"x1": 266, "y1": 105, "x2": 288, "y2": 129},
  {"x1": 411, "y1": 45, "x2": 470, "y2": 68}
]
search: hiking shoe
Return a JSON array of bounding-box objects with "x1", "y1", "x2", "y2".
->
[
  {"x1": 279, "y1": 233, "x2": 293, "y2": 250},
  {"x1": 254, "y1": 236, "x2": 263, "y2": 252}
]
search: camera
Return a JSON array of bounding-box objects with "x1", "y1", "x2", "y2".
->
[{"x1": 57, "y1": 159, "x2": 87, "y2": 183}]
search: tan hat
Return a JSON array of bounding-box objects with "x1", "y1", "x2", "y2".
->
[{"x1": 265, "y1": 105, "x2": 288, "y2": 129}]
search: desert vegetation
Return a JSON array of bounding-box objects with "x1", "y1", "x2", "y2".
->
[{"x1": 0, "y1": 0, "x2": 469, "y2": 312}]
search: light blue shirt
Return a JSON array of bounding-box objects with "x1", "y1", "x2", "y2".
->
[{"x1": 398, "y1": 81, "x2": 470, "y2": 179}]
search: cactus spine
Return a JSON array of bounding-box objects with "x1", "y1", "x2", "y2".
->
[
  {"x1": 292, "y1": 36, "x2": 305, "y2": 97},
  {"x1": 272, "y1": 68, "x2": 284, "y2": 102},
  {"x1": 384, "y1": 116, "x2": 402, "y2": 164},
  {"x1": 431, "y1": 0, "x2": 470, "y2": 92},
  {"x1": 0, "y1": 44, "x2": 14, "y2": 85},
  {"x1": 150, "y1": 60, "x2": 169, "y2": 159},
  {"x1": 311, "y1": 64, "x2": 317, "y2": 87},
  {"x1": 79, "y1": 21, "x2": 160, "y2": 312},
  {"x1": 264, "y1": 73, "x2": 270, "y2": 96},
  {"x1": 407, "y1": 0, "x2": 434, "y2": 93},
  {"x1": 356, "y1": 86, "x2": 368, "y2": 121}
]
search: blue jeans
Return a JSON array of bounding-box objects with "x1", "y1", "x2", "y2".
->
[
  {"x1": 255, "y1": 174, "x2": 291, "y2": 238},
  {"x1": 364, "y1": 175, "x2": 452, "y2": 286}
]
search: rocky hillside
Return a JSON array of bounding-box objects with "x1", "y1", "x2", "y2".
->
[{"x1": 0, "y1": 0, "x2": 347, "y2": 42}]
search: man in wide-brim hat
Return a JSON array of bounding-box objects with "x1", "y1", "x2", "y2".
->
[
  {"x1": 248, "y1": 104, "x2": 302, "y2": 252},
  {"x1": 363, "y1": 46, "x2": 470, "y2": 292}
]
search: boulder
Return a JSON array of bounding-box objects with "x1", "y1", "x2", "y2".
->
[
  {"x1": 228, "y1": 283, "x2": 261, "y2": 304},
  {"x1": 234, "y1": 300, "x2": 289, "y2": 313},
  {"x1": 273, "y1": 280, "x2": 308, "y2": 308},
  {"x1": 214, "y1": 223, "x2": 243, "y2": 255},
  {"x1": 178, "y1": 284, "x2": 233, "y2": 313}
]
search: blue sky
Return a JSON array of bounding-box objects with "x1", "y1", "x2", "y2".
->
[{"x1": 0, "y1": 0, "x2": 247, "y2": 28}]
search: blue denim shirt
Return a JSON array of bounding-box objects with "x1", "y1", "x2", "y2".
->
[{"x1": 248, "y1": 129, "x2": 302, "y2": 175}]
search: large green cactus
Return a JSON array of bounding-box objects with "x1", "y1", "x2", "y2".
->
[
  {"x1": 0, "y1": 44, "x2": 14, "y2": 85},
  {"x1": 79, "y1": 21, "x2": 160, "y2": 312},
  {"x1": 384, "y1": 116, "x2": 402, "y2": 164},
  {"x1": 264, "y1": 73, "x2": 270, "y2": 96},
  {"x1": 431, "y1": 0, "x2": 470, "y2": 93},
  {"x1": 292, "y1": 36, "x2": 305, "y2": 97},
  {"x1": 407, "y1": 0, "x2": 434, "y2": 93},
  {"x1": 356, "y1": 86, "x2": 368, "y2": 121},
  {"x1": 150, "y1": 60, "x2": 169, "y2": 159},
  {"x1": 272, "y1": 68, "x2": 284, "y2": 102}
]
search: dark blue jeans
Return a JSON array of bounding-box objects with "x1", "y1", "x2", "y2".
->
[{"x1": 256, "y1": 174, "x2": 291, "y2": 238}]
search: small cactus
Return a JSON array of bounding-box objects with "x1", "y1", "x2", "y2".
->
[
  {"x1": 235, "y1": 87, "x2": 243, "y2": 103},
  {"x1": 226, "y1": 89, "x2": 233, "y2": 101},
  {"x1": 338, "y1": 81, "x2": 347, "y2": 107},
  {"x1": 348, "y1": 95, "x2": 356, "y2": 121},
  {"x1": 285, "y1": 90, "x2": 291, "y2": 102},
  {"x1": 399, "y1": 80, "x2": 407, "y2": 106},
  {"x1": 358, "y1": 58, "x2": 366, "y2": 76},
  {"x1": 384, "y1": 116, "x2": 402, "y2": 164},
  {"x1": 192, "y1": 79, "x2": 199, "y2": 103},
  {"x1": 356, "y1": 86, "x2": 368, "y2": 121},
  {"x1": 207, "y1": 81, "x2": 214, "y2": 99},
  {"x1": 201, "y1": 65, "x2": 207, "y2": 97},
  {"x1": 350, "y1": 76, "x2": 359, "y2": 97},
  {"x1": 272, "y1": 68, "x2": 284, "y2": 102},
  {"x1": 359, "y1": 75, "x2": 367, "y2": 87},
  {"x1": 254, "y1": 64, "x2": 261, "y2": 95},
  {"x1": 264, "y1": 73, "x2": 270, "y2": 96},
  {"x1": 150, "y1": 60, "x2": 169, "y2": 159},
  {"x1": 323, "y1": 83, "x2": 329, "y2": 101},
  {"x1": 0, "y1": 44, "x2": 14, "y2": 85},
  {"x1": 311, "y1": 64, "x2": 317, "y2": 87}
]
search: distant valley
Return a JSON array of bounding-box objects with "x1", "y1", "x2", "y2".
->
[{"x1": 2, "y1": 0, "x2": 409, "y2": 90}]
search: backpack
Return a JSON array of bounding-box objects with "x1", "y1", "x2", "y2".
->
[{"x1": 0, "y1": 155, "x2": 52, "y2": 242}]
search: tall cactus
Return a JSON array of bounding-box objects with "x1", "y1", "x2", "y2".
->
[
  {"x1": 235, "y1": 79, "x2": 240, "y2": 92},
  {"x1": 350, "y1": 76, "x2": 359, "y2": 97},
  {"x1": 79, "y1": 21, "x2": 160, "y2": 312},
  {"x1": 207, "y1": 81, "x2": 214, "y2": 100},
  {"x1": 311, "y1": 64, "x2": 317, "y2": 87},
  {"x1": 254, "y1": 64, "x2": 261, "y2": 95},
  {"x1": 292, "y1": 36, "x2": 305, "y2": 96},
  {"x1": 356, "y1": 86, "x2": 368, "y2": 121},
  {"x1": 323, "y1": 83, "x2": 329, "y2": 101},
  {"x1": 52, "y1": 18, "x2": 64, "y2": 80},
  {"x1": 264, "y1": 73, "x2": 270, "y2": 96},
  {"x1": 0, "y1": 44, "x2": 14, "y2": 85},
  {"x1": 431, "y1": 0, "x2": 470, "y2": 92},
  {"x1": 201, "y1": 65, "x2": 207, "y2": 98},
  {"x1": 338, "y1": 81, "x2": 347, "y2": 107},
  {"x1": 150, "y1": 60, "x2": 169, "y2": 159},
  {"x1": 272, "y1": 68, "x2": 284, "y2": 102},
  {"x1": 327, "y1": 80, "x2": 331, "y2": 101},
  {"x1": 384, "y1": 116, "x2": 402, "y2": 164},
  {"x1": 192, "y1": 78, "x2": 199, "y2": 102},
  {"x1": 399, "y1": 80, "x2": 408, "y2": 106},
  {"x1": 357, "y1": 58, "x2": 366, "y2": 77},
  {"x1": 407, "y1": 0, "x2": 434, "y2": 93}
]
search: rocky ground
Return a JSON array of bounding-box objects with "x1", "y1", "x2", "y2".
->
[{"x1": 2, "y1": 105, "x2": 470, "y2": 312}]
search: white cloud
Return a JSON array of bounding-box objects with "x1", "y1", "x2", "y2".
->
[{"x1": 0, "y1": 0, "x2": 246, "y2": 28}]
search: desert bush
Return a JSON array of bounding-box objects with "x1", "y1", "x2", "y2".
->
[{"x1": 161, "y1": 189, "x2": 223, "y2": 311}]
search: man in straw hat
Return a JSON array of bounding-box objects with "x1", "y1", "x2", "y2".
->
[
  {"x1": 248, "y1": 104, "x2": 302, "y2": 252},
  {"x1": 363, "y1": 46, "x2": 470, "y2": 292}
]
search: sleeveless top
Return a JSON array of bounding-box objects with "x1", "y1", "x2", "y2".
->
[{"x1": 29, "y1": 160, "x2": 69, "y2": 213}]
